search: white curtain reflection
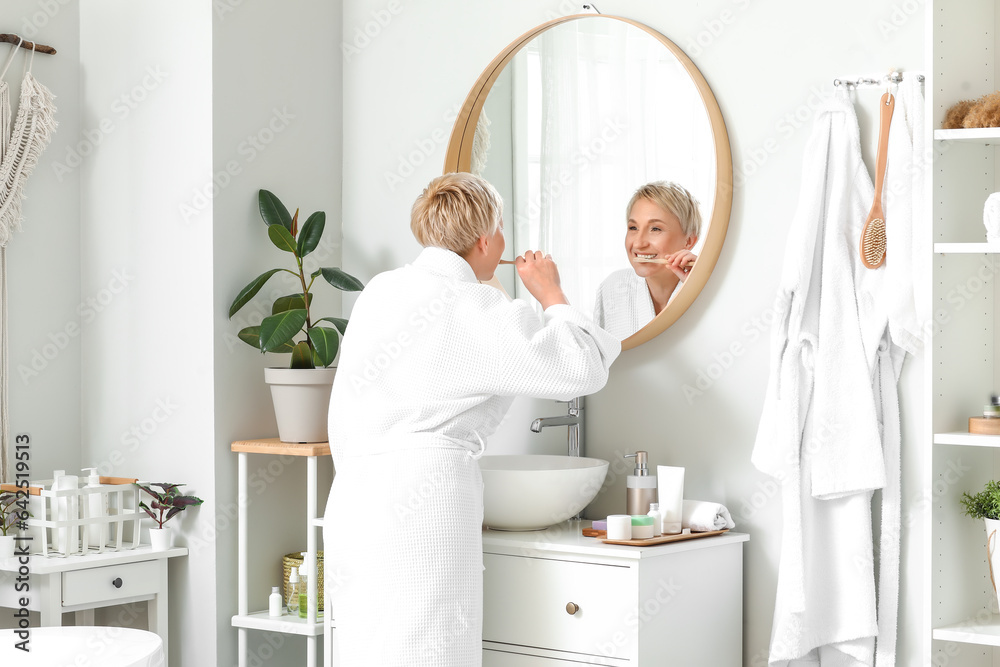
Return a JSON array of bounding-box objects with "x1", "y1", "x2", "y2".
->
[{"x1": 509, "y1": 20, "x2": 715, "y2": 313}]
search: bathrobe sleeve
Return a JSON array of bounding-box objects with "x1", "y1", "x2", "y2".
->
[{"x1": 485, "y1": 299, "x2": 621, "y2": 400}]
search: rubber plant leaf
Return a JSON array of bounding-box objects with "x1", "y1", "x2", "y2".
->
[
  {"x1": 290, "y1": 341, "x2": 315, "y2": 369},
  {"x1": 238, "y1": 327, "x2": 296, "y2": 353},
  {"x1": 268, "y1": 225, "x2": 297, "y2": 254},
  {"x1": 318, "y1": 267, "x2": 365, "y2": 292},
  {"x1": 316, "y1": 317, "x2": 348, "y2": 335},
  {"x1": 258, "y1": 189, "x2": 292, "y2": 231},
  {"x1": 229, "y1": 269, "x2": 282, "y2": 318},
  {"x1": 307, "y1": 326, "x2": 341, "y2": 368},
  {"x1": 297, "y1": 211, "x2": 326, "y2": 258},
  {"x1": 259, "y1": 310, "x2": 308, "y2": 352},
  {"x1": 272, "y1": 293, "x2": 313, "y2": 315}
]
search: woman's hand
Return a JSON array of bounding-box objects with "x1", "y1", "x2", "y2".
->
[
  {"x1": 515, "y1": 251, "x2": 568, "y2": 309},
  {"x1": 664, "y1": 250, "x2": 697, "y2": 282}
]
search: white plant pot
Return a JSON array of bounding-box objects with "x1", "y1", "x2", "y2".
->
[
  {"x1": 0, "y1": 535, "x2": 14, "y2": 560},
  {"x1": 264, "y1": 367, "x2": 337, "y2": 443},
  {"x1": 986, "y1": 518, "x2": 1000, "y2": 612},
  {"x1": 149, "y1": 526, "x2": 172, "y2": 551}
]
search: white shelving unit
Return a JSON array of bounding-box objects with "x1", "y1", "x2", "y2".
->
[
  {"x1": 929, "y1": 2, "x2": 1000, "y2": 663},
  {"x1": 230, "y1": 438, "x2": 329, "y2": 667}
]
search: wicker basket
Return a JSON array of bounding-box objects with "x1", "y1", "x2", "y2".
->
[{"x1": 282, "y1": 551, "x2": 324, "y2": 612}]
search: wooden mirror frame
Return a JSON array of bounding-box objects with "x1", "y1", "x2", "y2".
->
[{"x1": 444, "y1": 14, "x2": 733, "y2": 351}]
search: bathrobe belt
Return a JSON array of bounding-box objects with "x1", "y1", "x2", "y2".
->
[{"x1": 337, "y1": 432, "x2": 487, "y2": 460}]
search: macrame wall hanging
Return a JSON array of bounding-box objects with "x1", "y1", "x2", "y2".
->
[{"x1": 0, "y1": 34, "x2": 57, "y2": 483}]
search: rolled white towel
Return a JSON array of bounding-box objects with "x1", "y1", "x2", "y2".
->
[
  {"x1": 682, "y1": 499, "x2": 736, "y2": 532},
  {"x1": 984, "y1": 193, "x2": 1000, "y2": 243}
]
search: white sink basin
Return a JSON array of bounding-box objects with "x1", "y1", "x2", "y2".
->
[{"x1": 478, "y1": 454, "x2": 609, "y2": 531}]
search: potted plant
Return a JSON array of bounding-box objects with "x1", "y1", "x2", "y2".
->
[
  {"x1": 961, "y1": 480, "x2": 1000, "y2": 610},
  {"x1": 229, "y1": 189, "x2": 364, "y2": 443},
  {"x1": 135, "y1": 482, "x2": 204, "y2": 551},
  {"x1": 0, "y1": 492, "x2": 19, "y2": 559}
]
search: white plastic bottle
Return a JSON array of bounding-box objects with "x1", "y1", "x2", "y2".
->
[
  {"x1": 647, "y1": 502, "x2": 663, "y2": 537},
  {"x1": 286, "y1": 566, "x2": 300, "y2": 614},
  {"x1": 269, "y1": 586, "x2": 283, "y2": 616},
  {"x1": 52, "y1": 470, "x2": 80, "y2": 554},
  {"x1": 81, "y1": 467, "x2": 106, "y2": 551}
]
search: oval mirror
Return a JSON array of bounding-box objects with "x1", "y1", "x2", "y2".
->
[{"x1": 444, "y1": 14, "x2": 732, "y2": 350}]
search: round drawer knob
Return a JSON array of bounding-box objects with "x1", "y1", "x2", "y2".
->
[
  {"x1": 566, "y1": 602, "x2": 579, "y2": 615},
  {"x1": 112, "y1": 577, "x2": 123, "y2": 589}
]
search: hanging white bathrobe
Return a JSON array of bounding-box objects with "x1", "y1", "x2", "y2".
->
[
  {"x1": 592, "y1": 267, "x2": 683, "y2": 339},
  {"x1": 324, "y1": 246, "x2": 620, "y2": 667},
  {"x1": 753, "y1": 84, "x2": 921, "y2": 666}
]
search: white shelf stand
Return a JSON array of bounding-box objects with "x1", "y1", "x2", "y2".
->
[{"x1": 231, "y1": 439, "x2": 329, "y2": 667}]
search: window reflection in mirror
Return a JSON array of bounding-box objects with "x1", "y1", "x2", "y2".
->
[{"x1": 473, "y1": 19, "x2": 717, "y2": 340}]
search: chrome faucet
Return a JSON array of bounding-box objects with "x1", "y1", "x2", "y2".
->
[{"x1": 530, "y1": 396, "x2": 585, "y2": 457}]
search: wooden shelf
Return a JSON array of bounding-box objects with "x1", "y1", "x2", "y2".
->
[
  {"x1": 232, "y1": 610, "x2": 325, "y2": 637},
  {"x1": 935, "y1": 128, "x2": 1000, "y2": 143},
  {"x1": 933, "y1": 615, "x2": 1000, "y2": 647},
  {"x1": 934, "y1": 242, "x2": 1000, "y2": 254},
  {"x1": 934, "y1": 432, "x2": 1000, "y2": 448},
  {"x1": 231, "y1": 438, "x2": 330, "y2": 457}
]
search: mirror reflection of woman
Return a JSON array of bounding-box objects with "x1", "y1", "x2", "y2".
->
[{"x1": 593, "y1": 181, "x2": 702, "y2": 340}]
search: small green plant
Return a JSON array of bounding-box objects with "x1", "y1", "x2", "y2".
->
[
  {"x1": 229, "y1": 189, "x2": 365, "y2": 369},
  {"x1": 135, "y1": 483, "x2": 205, "y2": 530},
  {"x1": 0, "y1": 493, "x2": 19, "y2": 536},
  {"x1": 961, "y1": 480, "x2": 1000, "y2": 520}
]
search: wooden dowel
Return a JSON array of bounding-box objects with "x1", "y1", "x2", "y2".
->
[
  {"x1": 100, "y1": 476, "x2": 139, "y2": 485},
  {"x1": 0, "y1": 483, "x2": 41, "y2": 496},
  {"x1": 0, "y1": 34, "x2": 57, "y2": 55}
]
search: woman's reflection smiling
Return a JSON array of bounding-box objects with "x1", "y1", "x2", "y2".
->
[{"x1": 594, "y1": 181, "x2": 701, "y2": 340}]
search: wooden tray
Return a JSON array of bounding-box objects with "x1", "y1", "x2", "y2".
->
[{"x1": 601, "y1": 529, "x2": 729, "y2": 546}]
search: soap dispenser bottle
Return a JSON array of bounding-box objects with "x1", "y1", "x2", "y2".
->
[
  {"x1": 81, "y1": 467, "x2": 106, "y2": 551},
  {"x1": 624, "y1": 451, "x2": 657, "y2": 515}
]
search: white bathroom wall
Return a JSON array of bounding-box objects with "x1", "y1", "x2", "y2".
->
[
  {"x1": 2, "y1": 0, "x2": 82, "y2": 487},
  {"x1": 212, "y1": 2, "x2": 341, "y2": 666},
  {"x1": 341, "y1": 1, "x2": 926, "y2": 665},
  {"x1": 78, "y1": 1, "x2": 216, "y2": 664}
]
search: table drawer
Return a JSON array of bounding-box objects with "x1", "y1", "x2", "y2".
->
[
  {"x1": 62, "y1": 560, "x2": 160, "y2": 607},
  {"x1": 483, "y1": 553, "x2": 636, "y2": 659}
]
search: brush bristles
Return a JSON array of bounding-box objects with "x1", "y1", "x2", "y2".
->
[{"x1": 861, "y1": 218, "x2": 886, "y2": 268}]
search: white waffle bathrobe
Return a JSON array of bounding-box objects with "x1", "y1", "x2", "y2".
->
[{"x1": 324, "y1": 246, "x2": 620, "y2": 667}]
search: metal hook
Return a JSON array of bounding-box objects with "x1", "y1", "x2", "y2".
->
[{"x1": 582, "y1": 3, "x2": 601, "y2": 13}]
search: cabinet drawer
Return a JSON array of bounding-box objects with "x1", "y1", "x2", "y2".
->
[
  {"x1": 62, "y1": 560, "x2": 160, "y2": 607},
  {"x1": 484, "y1": 553, "x2": 636, "y2": 660}
]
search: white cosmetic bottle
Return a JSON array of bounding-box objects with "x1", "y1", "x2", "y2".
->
[
  {"x1": 657, "y1": 465, "x2": 685, "y2": 535},
  {"x1": 81, "y1": 467, "x2": 106, "y2": 550},
  {"x1": 647, "y1": 502, "x2": 663, "y2": 537},
  {"x1": 269, "y1": 586, "x2": 283, "y2": 616},
  {"x1": 52, "y1": 470, "x2": 80, "y2": 554}
]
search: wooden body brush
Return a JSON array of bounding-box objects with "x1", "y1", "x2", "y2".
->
[{"x1": 860, "y1": 92, "x2": 894, "y2": 269}]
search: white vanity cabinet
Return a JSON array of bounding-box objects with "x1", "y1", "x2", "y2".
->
[{"x1": 482, "y1": 525, "x2": 748, "y2": 665}]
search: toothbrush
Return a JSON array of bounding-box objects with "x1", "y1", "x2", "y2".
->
[{"x1": 633, "y1": 258, "x2": 697, "y2": 267}]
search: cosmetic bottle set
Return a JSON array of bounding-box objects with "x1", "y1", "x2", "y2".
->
[{"x1": 605, "y1": 451, "x2": 685, "y2": 539}]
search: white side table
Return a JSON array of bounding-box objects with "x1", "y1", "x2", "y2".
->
[{"x1": 0, "y1": 546, "x2": 186, "y2": 665}]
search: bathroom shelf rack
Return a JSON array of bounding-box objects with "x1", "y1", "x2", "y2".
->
[
  {"x1": 934, "y1": 243, "x2": 1000, "y2": 254},
  {"x1": 231, "y1": 438, "x2": 330, "y2": 667},
  {"x1": 933, "y1": 433, "x2": 1000, "y2": 448},
  {"x1": 934, "y1": 128, "x2": 1000, "y2": 143},
  {"x1": 932, "y1": 616, "x2": 1000, "y2": 648}
]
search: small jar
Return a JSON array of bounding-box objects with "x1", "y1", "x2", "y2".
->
[{"x1": 630, "y1": 515, "x2": 655, "y2": 539}]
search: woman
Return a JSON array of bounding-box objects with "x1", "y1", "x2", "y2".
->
[
  {"x1": 323, "y1": 172, "x2": 620, "y2": 666},
  {"x1": 593, "y1": 181, "x2": 701, "y2": 339}
]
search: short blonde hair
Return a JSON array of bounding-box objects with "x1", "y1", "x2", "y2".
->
[
  {"x1": 626, "y1": 181, "x2": 702, "y2": 239},
  {"x1": 411, "y1": 173, "x2": 503, "y2": 255}
]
